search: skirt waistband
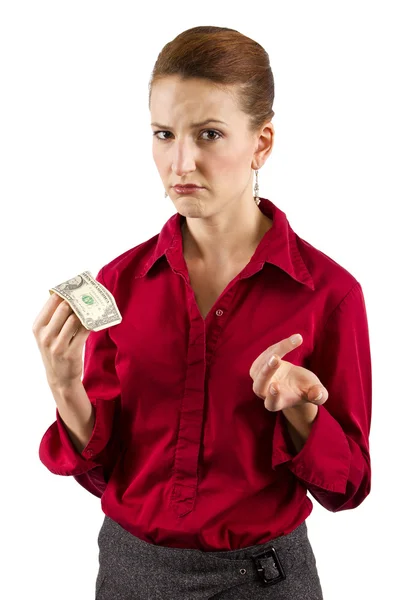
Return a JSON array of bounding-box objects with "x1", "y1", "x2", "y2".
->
[{"x1": 98, "y1": 514, "x2": 314, "y2": 589}]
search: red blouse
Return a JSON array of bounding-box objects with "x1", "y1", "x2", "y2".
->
[{"x1": 39, "y1": 197, "x2": 372, "y2": 551}]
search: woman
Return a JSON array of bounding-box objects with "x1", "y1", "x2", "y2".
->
[{"x1": 34, "y1": 26, "x2": 372, "y2": 599}]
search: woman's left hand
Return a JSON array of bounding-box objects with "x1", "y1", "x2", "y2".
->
[{"x1": 249, "y1": 333, "x2": 329, "y2": 412}]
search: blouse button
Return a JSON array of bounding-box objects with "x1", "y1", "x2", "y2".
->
[{"x1": 216, "y1": 309, "x2": 223, "y2": 316}]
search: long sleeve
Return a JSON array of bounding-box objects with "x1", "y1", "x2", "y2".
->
[
  {"x1": 271, "y1": 281, "x2": 372, "y2": 512},
  {"x1": 38, "y1": 266, "x2": 122, "y2": 496}
]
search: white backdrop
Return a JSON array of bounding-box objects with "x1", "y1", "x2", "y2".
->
[{"x1": 1, "y1": 1, "x2": 398, "y2": 598}]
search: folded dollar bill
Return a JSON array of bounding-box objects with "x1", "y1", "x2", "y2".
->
[{"x1": 49, "y1": 271, "x2": 122, "y2": 332}]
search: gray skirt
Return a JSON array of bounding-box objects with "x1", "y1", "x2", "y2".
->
[{"x1": 95, "y1": 514, "x2": 324, "y2": 599}]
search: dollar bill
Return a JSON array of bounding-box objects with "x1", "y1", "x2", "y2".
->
[{"x1": 49, "y1": 271, "x2": 122, "y2": 332}]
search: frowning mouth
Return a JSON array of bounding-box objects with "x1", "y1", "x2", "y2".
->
[{"x1": 173, "y1": 185, "x2": 204, "y2": 193}]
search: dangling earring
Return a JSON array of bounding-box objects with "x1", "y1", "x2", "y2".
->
[
  {"x1": 253, "y1": 169, "x2": 261, "y2": 206},
  {"x1": 164, "y1": 191, "x2": 168, "y2": 198}
]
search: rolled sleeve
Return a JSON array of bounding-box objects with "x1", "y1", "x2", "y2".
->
[
  {"x1": 272, "y1": 406, "x2": 351, "y2": 493},
  {"x1": 38, "y1": 266, "x2": 122, "y2": 486},
  {"x1": 272, "y1": 282, "x2": 372, "y2": 512}
]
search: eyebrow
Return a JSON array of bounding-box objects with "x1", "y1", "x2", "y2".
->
[{"x1": 150, "y1": 119, "x2": 228, "y2": 129}]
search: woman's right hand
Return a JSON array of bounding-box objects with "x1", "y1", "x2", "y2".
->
[{"x1": 32, "y1": 293, "x2": 92, "y2": 389}]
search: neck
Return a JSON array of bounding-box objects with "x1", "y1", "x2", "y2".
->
[{"x1": 181, "y1": 196, "x2": 272, "y2": 266}]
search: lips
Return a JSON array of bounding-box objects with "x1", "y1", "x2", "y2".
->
[{"x1": 173, "y1": 185, "x2": 202, "y2": 189}]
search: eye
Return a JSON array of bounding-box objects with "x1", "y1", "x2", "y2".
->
[
  {"x1": 200, "y1": 129, "x2": 222, "y2": 141},
  {"x1": 152, "y1": 129, "x2": 222, "y2": 142},
  {"x1": 152, "y1": 130, "x2": 171, "y2": 140}
]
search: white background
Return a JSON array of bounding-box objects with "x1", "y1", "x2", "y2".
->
[{"x1": 1, "y1": 1, "x2": 398, "y2": 598}]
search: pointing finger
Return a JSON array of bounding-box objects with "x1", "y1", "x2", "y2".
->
[{"x1": 274, "y1": 333, "x2": 303, "y2": 360}]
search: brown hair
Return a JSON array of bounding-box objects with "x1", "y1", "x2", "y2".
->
[{"x1": 148, "y1": 26, "x2": 275, "y2": 135}]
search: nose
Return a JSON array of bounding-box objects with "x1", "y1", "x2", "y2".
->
[{"x1": 171, "y1": 139, "x2": 197, "y2": 177}]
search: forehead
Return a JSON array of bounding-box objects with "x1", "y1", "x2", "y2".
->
[{"x1": 150, "y1": 75, "x2": 239, "y2": 121}]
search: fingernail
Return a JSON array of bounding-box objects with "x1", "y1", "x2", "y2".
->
[
  {"x1": 315, "y1": 391, "x2": 323, "y2": 401},
  {"x1": 290, "y1": 334, "x2": 301, "y2": 344},
  {"x1": 268, "y1": 355, "x2": 278, "y2": 367},
  {"x1": 270, "y1": 386, "x2": 278, "y2": 395}
]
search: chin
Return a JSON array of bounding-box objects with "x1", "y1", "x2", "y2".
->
[{"x1": 176, "y1": 201, "x2": 205, "y2": 217}]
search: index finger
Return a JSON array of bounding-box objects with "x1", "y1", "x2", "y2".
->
[{"x1": 272, "y1": 333, "x2": 303, "y2": 360}]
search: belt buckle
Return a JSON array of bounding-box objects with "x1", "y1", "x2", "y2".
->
[{"x1": 251, "y1": 546, "x2": 286, "y2": 587}]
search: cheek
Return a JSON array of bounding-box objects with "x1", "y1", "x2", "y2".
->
[
  {"x1": 152, "y1": 147, "x2": 166, "y2": 172},
  {"x1": 151, "y1": 144, "x2": 159, "y2": 163},
  {"x1": 210, "y1": 147, "x2": 240, "y2": 169},
  {"x1": 214, "y1": 153, "x2": 247, "y2": 179}
]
